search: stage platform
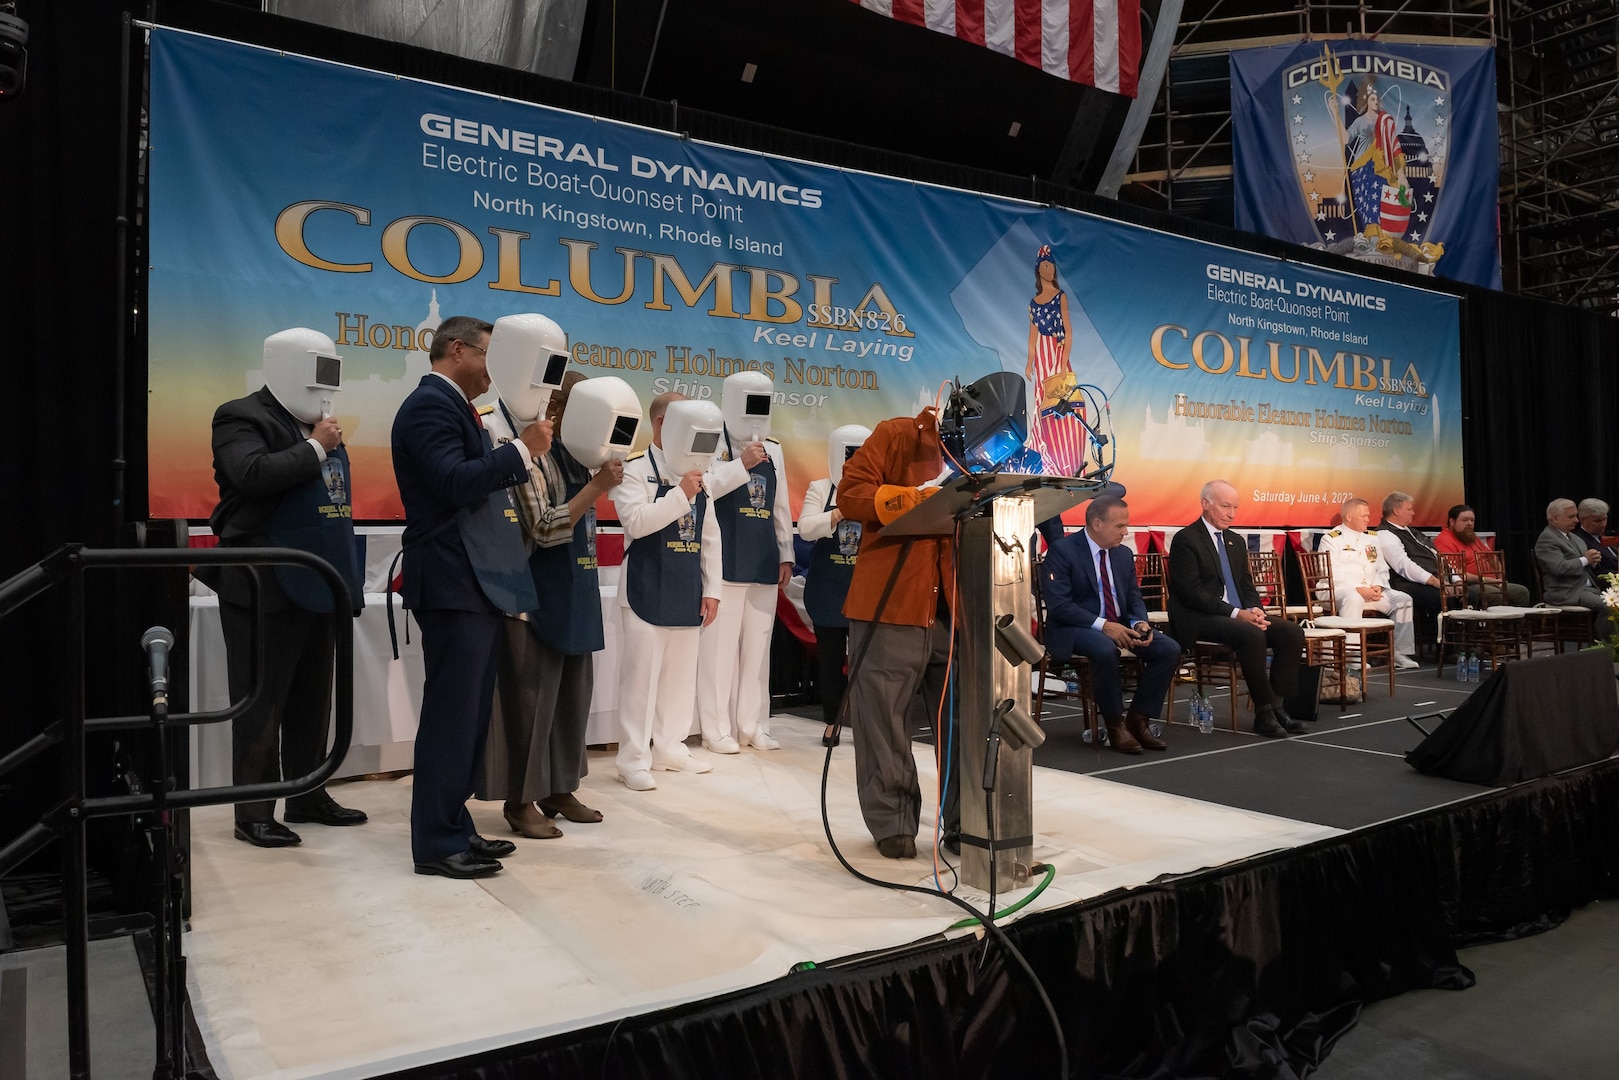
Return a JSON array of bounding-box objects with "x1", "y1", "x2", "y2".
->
[{"x1": 162, "y1": 664, "x2": 1619, "y2": 1078}]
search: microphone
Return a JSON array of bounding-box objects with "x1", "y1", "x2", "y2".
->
[{"x1": 141, "y1": 626, "x2": 174, "y2": 711}]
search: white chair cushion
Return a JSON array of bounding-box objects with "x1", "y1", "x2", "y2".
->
[
  {"x1": 1146, "y1": 611, "x2": 1170, "y2": 623},
  {"x1": 1301, "y1": 627, "x2": 1347, "y2": 639},
  {"x1": 1315, "y1": 616, "x2": 1395, "y2": 630}
]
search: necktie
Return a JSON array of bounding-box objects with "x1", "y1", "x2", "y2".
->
[
  {"x1": 1098, "y1": 549, "x2": 1118, "y2": 622},
  {"x1": 1215, "y1": 530, "x2": 1242, "y2": 609}
]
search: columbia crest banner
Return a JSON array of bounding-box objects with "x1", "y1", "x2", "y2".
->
[
  {"x1": 149, "y1": 28, "x2": 1465, "y2": 525},
  {"x1": 1230, "y1": 41, "x2": 1502, "y2": 290}
]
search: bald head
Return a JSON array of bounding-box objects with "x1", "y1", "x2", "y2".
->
[
  {"x1": 649, "y1": 390, "x2": 686, "y2": 448},
  {"x1": 1200, "y1": 480, "x2": 1239, "y2": 530}
]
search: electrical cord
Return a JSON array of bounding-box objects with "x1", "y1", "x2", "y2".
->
[{"x1": 817, "y1": 486, "x2": 1069, "y2": 1078}]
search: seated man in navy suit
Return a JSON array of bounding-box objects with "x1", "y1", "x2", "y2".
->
[{"x1": 1042, "y1": 495, "x2": 1181, "y2": 754}]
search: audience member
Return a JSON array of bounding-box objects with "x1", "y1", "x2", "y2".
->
[
  {"x1": 1319, "y1": 498, "x2": 1418, "y2": 668},
  {"x1": 1432, "y1": 504, "x2": 1532, "y2": 606}
]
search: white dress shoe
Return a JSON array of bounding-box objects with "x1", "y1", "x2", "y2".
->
[
  {"x1": 618, "y1": 769, "x2": 657, "y2": 791},
  {"x1": 1394, "y1": 653, "x2": 1421, "y2": 670},
  {"x1": 652, "y1": 754, "x2": 712, "y2": 773},
  {"x1": 702, "y1": 736, "x2": 741, "y2": 754},
  {"x1": 747, "y1": 733, "x2": 781, "y2": 751}
]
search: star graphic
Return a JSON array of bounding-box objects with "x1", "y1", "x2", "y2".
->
[
  {"x1": 1292, "y1": 94, "x2": 1303, "y2": 105},
  {"x1": 1297, "y1": 152, "x2": 1310, "y2": 163},
  {"x1": 1424, "y1": 192, "x2": 1434, "y2": 202},
  {"x1": 1311, "y1": 191, "x2": 1321, "y2": 202},
  {"x1": 1294, "y1": 132, "x2": 1307, "y2": 145},
  {"x1": 1304, "y1": 170, "x2": 1315, "y2": 182},
  {"x1": 1434, "y1": 96, "x2": 1445, "y2": 106},
  {"x1": 1435, "y1": 116, "x2": 1446, "y2": 126},
  {"x1": 1435, "y1": 135, "x2": 1446, "y2": 145},
  {"x1": 1410, "y1": 231, "x2": 1422, "y2": 241},
  {"x1": 1325, "y1": 230, "x2": 1337, "y2": 241},
  {"x1": 1293, "y1": 113, "x2": 1304, "y2": 125},
  {"x1": 1417, "y1": 212, "x2": 1428, "y2": 222},
  {"x1": 1317, "y1": 210, "x2": 1327, "y2": 221}
]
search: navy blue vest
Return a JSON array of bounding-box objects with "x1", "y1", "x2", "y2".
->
[
  {"x1": 803, "y1": 484, "x2": 861, "y2": 629},
  {"x1": 528, "y1": 446, "x2": 605, "y2": 654},
  {"x1": 262, "y1": 435, "x2": 364, "y2": 616},
  {"x1": 458, "y1": 428, "x2": 541, "y2": 616},
  {"x1": 715, "y1": 433, "x2": 780, "y2": 585},
  {"x1": 626, "y1": 452, "x2": 708, "y2": 627}
]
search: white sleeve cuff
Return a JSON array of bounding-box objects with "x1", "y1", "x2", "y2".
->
[
  {"x1": 1090, "y1": 616, "x2": 1106, "y2": 631},
  {"x1": 305, "y1": 437, "x2": 327, "y2": 462},
  {"x1": 509, "y1": 437, "x2": 534, "y2": 470}
]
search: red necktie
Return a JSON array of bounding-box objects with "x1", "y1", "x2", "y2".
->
[{"x1": 1099, "y1": 550, "x2": 1119, "y2": 622}]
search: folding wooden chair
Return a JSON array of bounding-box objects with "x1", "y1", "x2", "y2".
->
[{"x1": 1299, "y1": 549, "x2": 1398, "y2": 696}]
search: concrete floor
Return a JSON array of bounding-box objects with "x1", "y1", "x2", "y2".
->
[{"x1": 1316, "y1": 899, "x2": 1619, "y2": 1080}]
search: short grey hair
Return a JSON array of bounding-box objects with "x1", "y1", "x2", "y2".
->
[
  {"x1": 1381, "y1": 492, "x2": 1413, "y2": 517},
  {"x1": 1200, "y1": 479, "x2": 1234, "y2": 502},
  {"x1": 1578, "y1": 498, "x2": 1609, "y2": 517},
  {"x1": 1341, "y1": 497, "x2": 1370, "y2": 516},
  {"x1": 1547, "y1": 498, "x2": 1576, "y2": 520},
  {"x1": 1085, "y1": 495, "x2": 1128, "y2": 526}
]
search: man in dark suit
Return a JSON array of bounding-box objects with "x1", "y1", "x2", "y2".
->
[
  {"x1": 1574, "y1": 499, "x2": 1617, "y2": 578},
  {"x1": 1042, "y1": 495, "x2": 1181, "y2": 753},
  {"x1": 1535, "y1": 498, "x2": 1611, "y2": 638},
  {"x1": 207, "y1": 327, "x2": 368, "y2": 847},
  {"x1": 1167, "y1": 479, "x2": 1306, "y2": 737},
  {"x1": 392, "y1": 315, "x2": 552, "y2": 879}
]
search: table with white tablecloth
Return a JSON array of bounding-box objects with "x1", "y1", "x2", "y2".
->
[{"x1": 185, "y1": 523, "x2": 635, "y2": 787}]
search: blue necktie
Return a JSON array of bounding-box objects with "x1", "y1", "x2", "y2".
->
[{"x1": 1215, "y1": 531, "x2": 1242, "y2": 609}]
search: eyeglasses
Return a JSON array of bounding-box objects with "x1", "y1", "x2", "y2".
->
[{"x1": 457, "y1": 340, "x2": 487, "y2": 355}]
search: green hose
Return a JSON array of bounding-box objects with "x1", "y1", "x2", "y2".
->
[{"x1": 947, "y1": 863, "x2": 1057, "y2": 930}]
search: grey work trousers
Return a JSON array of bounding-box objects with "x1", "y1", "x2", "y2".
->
[{"x1": 846, "y1": 616, "x2": 959, "y2": 844}]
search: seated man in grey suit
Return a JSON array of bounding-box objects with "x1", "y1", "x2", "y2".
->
[
  {"x1": 1041, "y1": 495, "x2": 1182, "y2": 754},
  {"x1": 1535, "y1": 498, "x2": 1612, "y2": 638}
]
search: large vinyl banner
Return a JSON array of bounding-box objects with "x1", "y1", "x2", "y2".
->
[
  {"x1": 1230, "y1": 41, "x2": 1502, "y2": 290},
  {"x1": 149, "y1": 29, "x2": 1464, "y2": 525}
]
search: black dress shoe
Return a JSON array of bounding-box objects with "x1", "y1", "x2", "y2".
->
[
  {"x1": 234, "y1": 820, "x2": 302, "y2": 847},
  {"x1": 284, "y1": 798, "x2": 368, "y2": 826},
  {"x1": 1251, "y1": 710, "x2": 1288, "y2": 738},
  {"x1": 822, "y1": 725, "x2": 841, "y2": 747},
  {"x1": 468, "y1": 834, "x2": 517, "y2": 859},
  {"x1": 414, "y1": 851, "x2": 503, "y2": 879},
  {"x1": 1271, "y1": 706, "x2": 1306, "y2": 735}
]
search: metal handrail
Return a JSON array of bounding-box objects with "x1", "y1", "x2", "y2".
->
[{"x1": 0, "y1": 542, "x2": 355, "y2": 1080}]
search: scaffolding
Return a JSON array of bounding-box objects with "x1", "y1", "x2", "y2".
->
[
  {"x1": 1124, "y1": 1, "x2": 1619, "y2": 314},
  {"x1": 1501, "y1": 1, "x2": 1619, "y2": 315}
]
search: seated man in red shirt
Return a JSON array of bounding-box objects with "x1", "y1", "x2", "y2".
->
[{"x1": 1432, "y1": 504, "x2": 1531, "y2": 606}]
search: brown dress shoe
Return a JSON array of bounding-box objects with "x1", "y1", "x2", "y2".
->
[
  {"x1": 1104, "y1": 720, "x2": 1143, "y2": 754},
  {"x1": 1127, "y1": 712, "x2": 1167, "y2": 751},
  {"x1": 503, "y1": 802, "x2": 563, "y2": 839}
]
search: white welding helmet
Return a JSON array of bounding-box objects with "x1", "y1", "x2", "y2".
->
[
  {"x1": 263, "y1": 328, "x2": 342, "y2": 425},
  {"x1": 721, "y1": 370, "x2": 774, "y2": 445},
  {"x1": 486, "y1": 313, "x2": 570, "y2": 423},
  {"x1": 561, "y1": 377, "x2": 644, "y2": 468},
  {"x1": 827, "y1": 424, "x2": 872, "y2": 488},
  {"x1": 662, "y1": 399, "x2": 725, "y2": 476}
]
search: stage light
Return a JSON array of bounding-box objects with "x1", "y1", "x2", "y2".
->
[
  {"x1": 0, "y1": 5, "x2": 26, "y2": 101},
  {"x1": 993, "y1": 612, "x2": 1045, "y2": 668},
  {"x1": 993, "y1": 697, "x2": 1045, "y2": 752}
]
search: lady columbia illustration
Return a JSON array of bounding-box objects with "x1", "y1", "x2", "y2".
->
[{"x1": 1025, "y1": 245, "x2": 1086, "y2": 476}]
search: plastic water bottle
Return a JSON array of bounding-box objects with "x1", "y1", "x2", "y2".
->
[
  {"x1": 1455, "y1": 652, "x2": 1469, "y2": 683},
  {"x1": 1468, "y1": 653, "x2": 1482, "y2": 683},
  {"x1": 1200, "y1": 699, "x2": 1215, "y2": 734},
  {"x1": 1065, "y1": 677, "x2": 1080, "y2": 698}
]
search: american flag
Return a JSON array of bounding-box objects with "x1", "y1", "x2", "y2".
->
[{"x1": 852, "y1": 0, "x2": 1141, "y2": 96}]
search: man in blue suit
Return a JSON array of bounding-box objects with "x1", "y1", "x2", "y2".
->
[
  {"x1": 392, "y1": 316, "x2": 552, "y2": 879},
  {"x1": 1042, "y1": 495, "x2": 1181, "y2": 754}
]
